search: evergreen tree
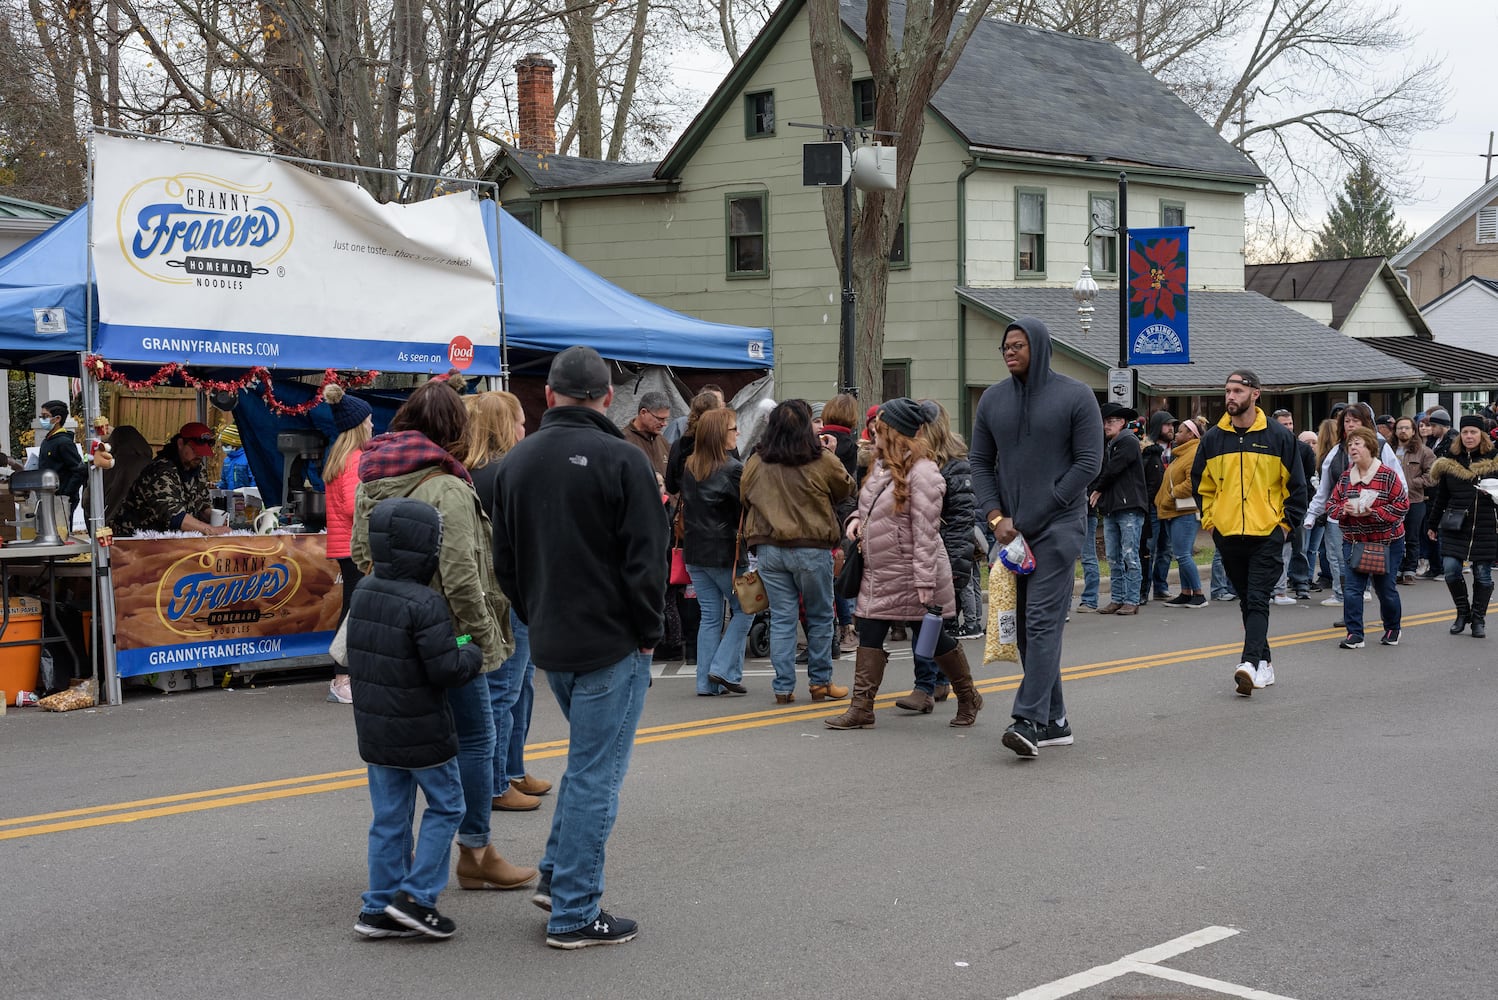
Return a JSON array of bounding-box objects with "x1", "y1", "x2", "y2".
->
[{"x1": 1310, "y1": 161, "x2": 1413, "y2": 259}]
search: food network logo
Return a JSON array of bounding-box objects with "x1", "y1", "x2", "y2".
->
[{"x1": 117, "y1": 174, "x2": 294, "y2": 285}]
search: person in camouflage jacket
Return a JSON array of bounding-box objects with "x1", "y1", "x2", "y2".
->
[{"x1": 110, "y1": 422, "x2": 229, "y2": 536}]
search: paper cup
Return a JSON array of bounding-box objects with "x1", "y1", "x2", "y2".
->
[{"x1": 208, "y1": 509, "x2": 227, "y2": 527}]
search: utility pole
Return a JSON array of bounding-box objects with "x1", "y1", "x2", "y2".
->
[{"x1": 1483, "y1": 132, "x2": 1496, "y2": 184}]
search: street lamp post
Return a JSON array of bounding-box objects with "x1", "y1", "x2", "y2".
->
[{"x1": 1077, "y1": 171, "x2": 1133, "y2": 408}]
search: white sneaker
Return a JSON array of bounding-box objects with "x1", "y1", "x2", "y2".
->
[
  {"x1": 327, "y1": 680, "x2": 352, "y2": 704},
  {"x1": 1272, "y1": 594, "x2": 1296, "y2": 605},
  {"x1": 1256, "y1": 660, "x2": 1275, "y2": 687},
  {"x1": 1233, "y1": 662, "x2": 1257, "y2": 697},
  {"x1": 1320, "y1": 596, "x2": 1341, "y2": 607}
]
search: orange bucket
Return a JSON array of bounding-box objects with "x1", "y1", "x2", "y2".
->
[{"x1": 0, "y1": 598, "x2": 43, "y2": 699}]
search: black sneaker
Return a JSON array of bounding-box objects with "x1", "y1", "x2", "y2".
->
[
  {"x1": 1001, "y1": 718, "x2": 1043, "y2": 759},
  {"x1": 954, "y1": 626, "x2": 985, "y2": 639},
  {"x1": 384, "y1": 892, "x2": 456, "y2": 939},
  {"x1": 1164, "y1": 593, "x2": 1193, "y2": 606},
  {"x1": 1379, "y1": 629, "x2": 1400, "y2": 646},
  {"x1": 530, "y1": 876, "x2": 552, "y2": 913},
  {"x1": 1186, "y1": 594, "x2": 1208, "y2": 609},
  {"x1": 354, "y1": 910, "x2": 421, "y2": 939},
  {"x1": 1295, "y1": 589, "x2": 1311, "y2": 600},
  {"x1": 1037, "y1": 719, "x2": 1074, "y2": 747},
  {"x1": 1338, "y1": 634, "x2": 1365, "y2": 650},
  {"x1": 546, "y1": 909, "x2": 639, "y2": 949}
]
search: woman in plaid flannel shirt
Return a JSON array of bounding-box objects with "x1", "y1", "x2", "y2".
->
[{"x1": 1329, "y1": 426, "x2": 1409, "y2": 649}]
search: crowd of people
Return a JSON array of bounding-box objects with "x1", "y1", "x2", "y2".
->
[{"x1": 331, "y1": 335, "x2": 1498, "y2": 949}]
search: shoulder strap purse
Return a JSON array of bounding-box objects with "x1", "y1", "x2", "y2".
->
[{"x1": 731, "y1": 508, "x2": 768, "y2": 614}]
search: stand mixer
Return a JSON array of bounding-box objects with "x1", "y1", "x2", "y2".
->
[
  {"x1": 276, "y1": 431, "x2": 325, "y2": 529},
  {"x1": 8, "y1": 469, "x2": 68, "y2": 546}
]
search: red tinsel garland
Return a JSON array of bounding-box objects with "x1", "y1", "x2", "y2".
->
[{"x1": 84, "y1": 355, "x2": 380, "y2": 417}]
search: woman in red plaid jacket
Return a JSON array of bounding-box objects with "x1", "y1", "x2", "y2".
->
[{"x1": 1329, "y1": 426, "x2": 1410, "y2": 649}]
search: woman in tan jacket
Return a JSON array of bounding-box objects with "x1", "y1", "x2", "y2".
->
[
  {"x1": 740, "y1": 400, "x2": 856, "y2": 703},
  {"x1": 1154, "y1": 418, "x2": 1207, "y2": 608},
  {"x1": 825, "y1": 398, "x2": 983, "y2": 731}
]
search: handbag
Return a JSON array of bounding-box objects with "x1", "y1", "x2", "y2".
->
[
  {"x1": 731, "y1": 510, "x2": 768, "y2": 614},
  {"x1": 1439, "y1": 507, "x2": 1468, "y2": 533},
  {"x1": 834, "y1": 537, "x2": 863, "y2": 600},
  {"x1": 1351, "y1": 540, "x2": 1389, "y2": 575},
  {"x1": 669, "y1": 546, "x2": 691, "y2": 586},
  {"x1": 329, "y1": 616, "x2": 349, "y2": 667},
  {"x1": 1173, "y1": 496, "x2": 1197, "y2": 511}
]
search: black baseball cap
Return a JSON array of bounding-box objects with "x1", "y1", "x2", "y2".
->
[{"x1": 547, "y1": 346, "x2": 611, "y2": 400}]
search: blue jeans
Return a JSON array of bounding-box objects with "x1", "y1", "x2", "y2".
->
[
  {"x1": 1325, "y1": 521, "x2": 1345, "y2": 599},
  {"x1": 362, "y1": 759, "x2": 464, "y2": 913},
  {"x1": 1444, "y1": 556, "x2": 1495, "y2": 588},
  {"x1": 756, "y1": 544, "x2": 836, "y2": 692},
  {"x1": 1306, "y1": 522, "x2": 1327, "y2": 584},
  {"x1": 489, "y1": 612, "x2": 537, "y2": 791},
  {"x1": 1211, "y1": 547, "x2": 1235, "y2": 599},
  {"x1": 1078, "y1": 512, "x2": 1100, "y2": 608},
  {"x1": 1103, "y1": 510, "x2": 1145, "y2": 605},
  {"x1": 687, "y1": 563, "x2": 754, "y2": 693},
  {"x1": 1166, "y1": 513, "x2": 1203, "y2": 591},
  {"x1": 540, "y1": 651, "x2": 651, "y2": 935},
  {"x1": 446, "y1": 675, "x2": 495, "y2": 849},
  {"x1": 1341, "y1": 537, "x2": 1404, "y2": 639},
  {"x1": 1146, "y1": 510, "x2": 1171, "y2": 596}
]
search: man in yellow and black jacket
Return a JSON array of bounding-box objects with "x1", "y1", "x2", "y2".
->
[{"x1": 1191, "y1": 369, "x2": 1307, "y2": 699}]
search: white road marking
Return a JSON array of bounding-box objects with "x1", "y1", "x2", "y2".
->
[{"x1": 1006, "y1": 925, "x2": 1302, "y2": 1000}]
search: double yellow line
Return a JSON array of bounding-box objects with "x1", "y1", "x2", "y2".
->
[{"x1": 0, "y1": 610, "x2": 1452, "y2": 841}]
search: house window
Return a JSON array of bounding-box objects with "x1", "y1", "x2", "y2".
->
[
  {"x1": 744, "y1": 91, "x2": 775, "y2": 138},
  {"x1": 726, "y1": 192, "x2": 768, "y2": 277},
  {"x1": 889, "y1": 200, "x2": 909, "y2": 269},
  {"x1": 1088, "y1": 192, "x2": 1117, "y2": 275},
  {"x1": 853, "y1": 79, "x2": 876, "y2": 127},
  {"x1": 882, "y1": 359, "x2": 910, "y2": 400},
  {"x1": 507, "y1": 203, "x2": 540, "y2": 235},
  {"x1": 1016, "y1": 188, "x2": 1046, "y2": 276},
  {"x1": 1477, "y1": 206, "x2": 1498, "y2": 244},
  {"x1": 1161, "y1": 201, "x2": 1186, "y2": 228}
]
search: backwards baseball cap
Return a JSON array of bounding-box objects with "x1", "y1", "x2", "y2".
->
[
  {"x1": 547, "y1": 345, "x2": 611, "y2": 400},
  {"x1": 178, "y1": 422, "x2": 217, "y2": 457},
  {"x1": 1225, "y1": 369, "x2": 1261, "y2": 389}
]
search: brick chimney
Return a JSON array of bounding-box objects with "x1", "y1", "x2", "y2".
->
[{"x1": 515, "y1": 53, "x2": 556, "y2": 154}]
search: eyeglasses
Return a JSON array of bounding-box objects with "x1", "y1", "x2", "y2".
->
[
  {"x1": 186, "y1": 435, "x2": 216, "y2": 445},
  {"x1": 1001, "y1": 343, "x2": 1026, "y2": 355}
]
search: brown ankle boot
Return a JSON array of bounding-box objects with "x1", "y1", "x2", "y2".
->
[
  {"x1": 455, "y1": 844, "x2": 538, "y2": 890},
  {"x1": 809, "y1": 681, "x2": 849, "y2": 701},
  {"x1": 933, "y1": 645, "x2": 983, "y2": 728},
  {"x1": 824, "y1": 647, "x2": 887, "y2": 729},
  {"x1": 894, "y1": 689, "x2": 934, "y2": 713}
]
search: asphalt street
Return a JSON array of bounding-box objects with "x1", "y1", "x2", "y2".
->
[{"x1": 2, "y1": 578, "x2": 1494, "y2": 1000}]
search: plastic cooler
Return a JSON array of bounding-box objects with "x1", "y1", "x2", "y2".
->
[{"x1": 0, "y1": 597, "x2": 44, "y2": 698}]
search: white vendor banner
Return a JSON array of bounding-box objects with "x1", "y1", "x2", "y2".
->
[{"x1": 90, "y1": 134, "x2": 500, "y2": 373}]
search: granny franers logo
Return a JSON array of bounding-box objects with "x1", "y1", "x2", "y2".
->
[
  {"x1": 117, "y1": 173, "x2": 294, "y2": 288},
  {"x1": 156, "y1": 544, "x2": 301, "y2": 639}
]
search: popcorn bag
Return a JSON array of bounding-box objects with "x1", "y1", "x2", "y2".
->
[
  {"x1": 985, "y1": 565, "x2": 1020, "y2": 664},
  {"x1": 38, "y1": 678, "x2": 97, "y2": 713}
]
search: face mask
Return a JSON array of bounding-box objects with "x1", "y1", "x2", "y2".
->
[{"x1": 32, "y1": 417, "x2": 53, "y2": 433}]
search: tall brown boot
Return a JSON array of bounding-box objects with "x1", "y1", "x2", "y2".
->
[
  {"x1": 824, "y1": 647, "x2": 887, "y2": 729},
  {"x1": 455, "y1": 844, "x2": 538, "y2": 890},
  {"x1": 933, "y1": 645, "x2": 984, "y2": 728}
]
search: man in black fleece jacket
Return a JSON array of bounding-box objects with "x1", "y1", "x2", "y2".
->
[
  {"x1": 491, "y1": 345, "x2": 665, "y2": 950},
  {"x1": 970, "y1": 317, "x2": 1103, "y2": 759}
]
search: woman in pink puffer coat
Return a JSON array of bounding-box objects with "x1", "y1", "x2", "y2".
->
[{"x1": 825, "y1": 398, "x2": 983, "y2": 731}]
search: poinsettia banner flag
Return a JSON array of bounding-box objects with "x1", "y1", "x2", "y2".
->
[{"x1": 1126, "y1": 226, "x2": 1190, "y2": 366}]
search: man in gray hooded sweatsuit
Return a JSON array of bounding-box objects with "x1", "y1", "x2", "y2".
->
[{"x1": 969, "y1": 317, "x2": 1104, "y2": 758}]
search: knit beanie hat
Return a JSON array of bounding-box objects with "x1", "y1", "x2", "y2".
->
[
  {"x1": 218, "y1": 423, "x2": 242, "y2": 448},
  {"x1": 1428, "y1": 407, "x2": 1452, "y2": 427},
  {"x1": 1459, "y1": 414, "x2": 1487, "y2": 431},
  {"x1": 878, "y1": 397, "x2": 931, "y2": 438},
  {"x1": 324, "y1": 383, "x2": 373, "y2": 433}
]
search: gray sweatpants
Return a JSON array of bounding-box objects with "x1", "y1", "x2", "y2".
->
[{"x1": 1011, "y1": 517, "x2": 1087, "y2": 725}]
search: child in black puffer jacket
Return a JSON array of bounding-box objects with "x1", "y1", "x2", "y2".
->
[{"x1": 347, "y1": 497, "x2": 484, "y2": 941}]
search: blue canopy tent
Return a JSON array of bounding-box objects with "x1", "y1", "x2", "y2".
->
[
  {"x1": 0, "y1": 207, "x2": 91, "y2": 374},
  {"x1": 484, "y1": 203, "x2": 773, "y2": 370}
]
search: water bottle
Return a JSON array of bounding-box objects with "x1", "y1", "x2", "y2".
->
[{"x1": 913, "y1": 607, "x2": 944, "y2": 658}]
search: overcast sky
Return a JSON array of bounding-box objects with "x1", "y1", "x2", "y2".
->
[{"x1": 671, "y1": 0, "x2": 1495, "y2": 239}]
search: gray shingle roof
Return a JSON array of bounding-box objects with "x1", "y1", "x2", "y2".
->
[
  {"x1": 956, "y1": 286, "x2": 1426, "y2": 392},
  {"x1": 1357, "y1": 336, "x2": 1498, "y2": 390},
  {"x1": 840, "y1": 1, "x2": 1265, "y2": 182},
  {"x1": 501, "y1": 146, "x2": 663, "y2": 192}
]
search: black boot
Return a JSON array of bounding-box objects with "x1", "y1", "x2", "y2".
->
[
  {"x1": 1471, "y1": 583, "x2": 1492, "y2": 639},
  {"x1": 1447, "y1": 578, "x2": 1471, "y2": 635}
]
